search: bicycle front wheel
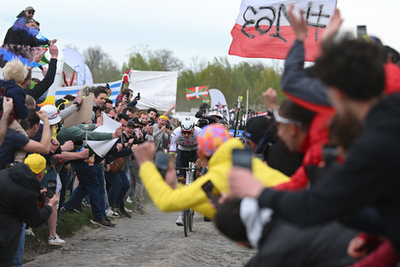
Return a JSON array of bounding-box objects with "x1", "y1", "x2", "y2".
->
[
  {"x1": 183, "y1": 210, "x2": 189, "y2": 237},
  {"x1": 189, "y1": 210, "x2": 194, "y2": 231}
]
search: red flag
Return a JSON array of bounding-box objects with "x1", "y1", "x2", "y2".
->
[
  {"x1": 122, "y1": 69, "x2": 132, "y2": 84},
  {"x1": 229, "y1": 1, "x2": 336, "y2": 62},
  {"x1": 186, "y1": 85, "x2": 209, "y2": 100}
]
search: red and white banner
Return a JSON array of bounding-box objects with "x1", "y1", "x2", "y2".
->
[
  {"x1": 229, "y1": 0, "x2": 337, "y2": 62},
  {"x1": 123, "y1": 69, "x2": 132, "y2": 84}
]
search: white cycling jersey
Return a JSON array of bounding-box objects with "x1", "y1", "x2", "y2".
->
[{"x1": 169, "y1": 126, "x2": 202, "y2": 153}]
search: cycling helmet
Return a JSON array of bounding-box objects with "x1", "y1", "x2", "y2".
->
[
  {"x1": 181, "y1": 117, "x2": 195, "y2": 131},
  {"x1": 208, "y1": 110, "x2": 223, "y2": 120}
]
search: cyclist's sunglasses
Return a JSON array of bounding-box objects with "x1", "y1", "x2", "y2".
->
[{"x1": 181, "y1": 130, "x2": 194, "y2": 135}]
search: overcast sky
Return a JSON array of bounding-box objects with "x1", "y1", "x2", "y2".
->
[{"x1": 1, "y1": 0, "x2": 399, "y2": 70}]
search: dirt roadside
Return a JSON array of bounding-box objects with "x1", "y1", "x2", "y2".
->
[{"x1": 24, "y1": 203, "x2": 256, "y2": 267}]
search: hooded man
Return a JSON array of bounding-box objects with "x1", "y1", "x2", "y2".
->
[{"x1": 0, "y1": 154, "x2": 58, "y2": 266}]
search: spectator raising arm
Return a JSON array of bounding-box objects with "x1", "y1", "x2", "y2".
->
[
  {"x1": 0, "y1": 97, "x2": 13, "y2": 146},
  {"x1": 22, "y1": 110, "x2": 51, "y2": 154},
  {"x1": 163, "y1": 103, "x2": 176, "y2": 117},
  {"x1": 28, "y1": 43, "x2": 58, "y2": 101}
]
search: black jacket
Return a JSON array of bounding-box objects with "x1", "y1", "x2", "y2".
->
[
  {"x1": 246, "y1": 218, "x2": 356, "y2": 267},
  {"x1": 258, "y1": 93, "x2": 400, "y2": 256},
  {"x1": 0, "y1": 163, "x2": 52, "y2": 266},
  {"x1": 3, "y1": 26, "x2": 39, "y2": 47},
  {"x1": 27, "y1": 58, "x2": 57, "y2": 101}
]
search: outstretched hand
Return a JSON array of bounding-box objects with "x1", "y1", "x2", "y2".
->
[
  {"x1": 347, "y1": 236, "x2": 369, "y2": 259},
  {"x1": 227, "y1": 167, "x2": 264, "y2": 199},
  {"x1": 2, "y1": 97, "x2": 13, "y2": 115},
  {"x1": 49, "y1": 43, "x2": 59, "y2": 59},
  {"x1": 36, "y1": 110, "x2": 49, "y2": 124},
  {"x1": 134, "y1": 142, "x2": 156, "y2": 166},
  {"x1": 47, "y1": 192, "x2": 59, "y2": 207},
  {"x1": 263, "y1": 87, "x2": 278, "y2": 110},
  {"x1": 288, "y1": 4, "x2": 308, "y2": 42},
  {"x1": 321, "y1": 8, "x2": 343, "y2": 44}
]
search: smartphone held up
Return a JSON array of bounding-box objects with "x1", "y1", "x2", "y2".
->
[
  {"x1": 46, "y1": 179, "x2": 57, "y2": 198},
  {"x1": 232, "y1": 148, "x2": 253, "y2": 170},
  {"x1": 154, "y1": 151, "x2": 171, "y2": 178},
  {"x1": 201, "y1": 180, "x2": 221, "y2": 207}
]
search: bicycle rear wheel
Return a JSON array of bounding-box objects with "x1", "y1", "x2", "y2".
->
[{"x1": 183, "y1": 209, "x2": 189, "y2": 237}]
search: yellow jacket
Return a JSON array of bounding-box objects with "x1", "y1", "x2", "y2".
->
[{"x1": 139, "y1": 138, "x2": 289, "y2": 218}]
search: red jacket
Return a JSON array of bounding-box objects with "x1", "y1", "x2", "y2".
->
[{"x1": 274, "y1": 113, "x2": 332, "y2": 191}]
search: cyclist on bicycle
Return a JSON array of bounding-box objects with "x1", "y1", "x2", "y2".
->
[
  {"x1": 134, "y1": 124, "x2": 289, "y2": 220},
  {"x1": 169, "y1": 117, "x2": 202, "y2": 225}
]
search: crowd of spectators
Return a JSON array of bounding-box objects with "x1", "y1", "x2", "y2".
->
[
  {"x1": 135, "y1": 4, "x2": 400, "y2": 267},
  {"x1": 0, "y1": 5, "x2": 183, "y2": 266},
  {"x1": 1, "y1": 4, "x2": 400, "y2": 267}
]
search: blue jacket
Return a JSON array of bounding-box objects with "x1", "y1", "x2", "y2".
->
[{"x1": 0, "y1": 79, "x2": 28, "y2": 120}]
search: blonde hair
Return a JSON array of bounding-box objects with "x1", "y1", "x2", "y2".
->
[{"x1": 3, "y1": 59, "x2": 28, "y2": 83}]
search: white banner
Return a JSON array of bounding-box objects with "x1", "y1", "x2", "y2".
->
[
  {"x1": 129, "y1": 70, "x2": 178, "y2": 111},
  {"x1": 209, "y1": 89, "x2": 229, "y2": 121},
  {"x1": 86, "y1": 112, "x2": 120, "y2": 158},
  {"x1": 63, "y1": 48, "x2": 86, "y2": 85}
]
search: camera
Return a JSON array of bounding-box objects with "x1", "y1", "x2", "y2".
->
[
  {"x1": 166, "y1": 121, "x2": 173, "y2": 130},
  {"x1": 135, "y1": 92, "x2": 140, "y2": 101}
]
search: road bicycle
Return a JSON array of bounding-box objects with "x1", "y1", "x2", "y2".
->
[{"x1": 176, "y1": 162, "x2": 200, "y2": 237}]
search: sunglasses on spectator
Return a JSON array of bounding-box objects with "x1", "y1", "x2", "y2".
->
[
  {"x1": 28, "y1": 11, "x2": 35, "y2": 14},
  {"x1": 181, "y1": 130, "x2": 194, "y2": 135},
  {"x1": 107, "y1": 114, "x2": 120, "y2": 121}
]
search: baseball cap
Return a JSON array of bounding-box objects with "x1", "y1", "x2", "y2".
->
[
  {"x1": 127, "y1": 120, "x2": 139, "y2": 128},
  {"x1": 197, "y1": 124, "x2": 231, "y2": 157},
  {"x1": 133, "y1": 117, "x2": 146, "y2": 126},
  {"x1": 24, "y1": 153, "x2": 46, "y2": 174},
  {"x1": 244, "y1": 116, "x2": 270, "y2": 144},
  {"x1": 25, "y1": 6, "x2": 35, "y2": 12},
  {"x1": 40, "y1": 105, "x2": 61, "y2": 125}
]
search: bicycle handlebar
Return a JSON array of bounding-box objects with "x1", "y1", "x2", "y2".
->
[{"x1": 175, "y1": 167, "x2": 202, "y2": 171}]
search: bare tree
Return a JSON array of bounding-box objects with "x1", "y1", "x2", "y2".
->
[
  {"x1": 83, "y1": 46, "x2": 121, "y2": 83},
  {"x1": 124, "y1": 46, "x2": 184, "y2": 72}
]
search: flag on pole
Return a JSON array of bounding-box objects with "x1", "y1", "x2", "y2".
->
[
  {"x1": 123, "y1": 69, "x2": 132, "y2": 84},
  {"x1": 229, "y1": 0, "x2": 337, "y2": 62},
  {"x1": 186, "y1": 85, "x2": 209, "y2": 100}
]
